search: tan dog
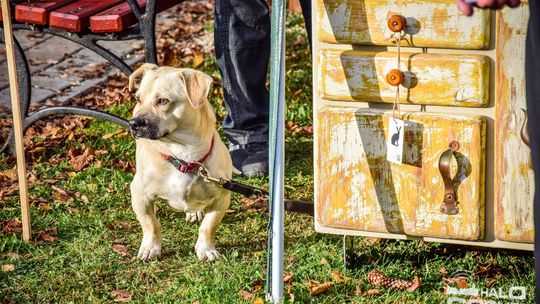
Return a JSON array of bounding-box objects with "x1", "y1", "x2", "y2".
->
[{"x1": 128, "y1": 63, "x2": 232, "y2": 261}]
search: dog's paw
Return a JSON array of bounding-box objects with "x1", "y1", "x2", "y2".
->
[
  {"x1": 186, "y1": 211, "x2": 204, "y2": 223},
  {"x1": 137, "y1": 239, "x2": 162, "y2": 261},
  {"x1": 195, "y1": 241, "x2": 221, "y2": 261}
]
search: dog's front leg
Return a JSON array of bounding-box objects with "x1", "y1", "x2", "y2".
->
[
  {"x1": 195, "y1": 195, "x2": 229, "y2": 261},
  {"x1": 131, "y1": 184, "x2": 162, "y2": 261}
]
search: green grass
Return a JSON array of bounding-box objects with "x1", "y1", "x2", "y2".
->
[{"x1": 0, "y1": 13, "x2": 535, "y2": 304}]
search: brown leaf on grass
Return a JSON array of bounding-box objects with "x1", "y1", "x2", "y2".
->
[
  {"x1": 309, "y1": 280, "x2": 333, "y2": 296},
  {"x1": 33, "y1": 227, "x2": 58, "y2": 244},
  {"x1": 112, "y1": 244, "x2": 130, "y2": 257},
  {"x1": 112, "y1": 290, "x2": 132, "y2": 302},
  {"x1": 287, "y1": 284, "x2": 295, "y2": 302},
  {"x1": 68, "y1": 147, "x2": 95, "y2": 171},
  {"x1": 2, "y1": 264, "x2": 15, "y2": 272},
  {"x1": 443, "y1": 277, "x2": 468, "y2": 289},
  {"x1": 80, "y1": 195, "x2": 90, "y2": 205},
  {"x1": 238, "y1": 290, "x2": 253, "y2": 300},
  {"x1": 406, "y1": 276, "x2": 421, "y2": 292},
  {"x1": 321, "y1": 257, "x2": 330, "y2": 266},
  {"x1": 438, "y1": 268, "x2": 448, "y2": 275},
  {"x1": 486, "y1": 278, "x2": 498, "y2": 288},
  {"x1": 0, "y1": 167, "x2": 17, "y2": 183},
  {"x1": 363, "y1": 289, "x2": 380, "y2": 296},
  {"x1": 283, "y1": 273, "x2": 293, "y2": 283},
  {"x1": 331, "y1": 270, "x2": 346, "y2": 283},
  {"x1": 355, "y1": 285, "x2": 362, "y2": 295},
  {"x1": 240, "y1": 196, "x2": 268, "y2": 212},
  {"x1": 1, "y1": 218, "x2": 22, "y2": 234},
  {"x1": 0, "y1": 183, "x2": 20, "y2": 202},
  {"x1": 192, "y1": 51, "x2": 204, "y2": 68}
]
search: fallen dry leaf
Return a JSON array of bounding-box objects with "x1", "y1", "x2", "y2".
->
[
  {"x1": 67, "y1": 146, "x2": 95, "y2": 172},
  {"x1": 486, "y1": 278, "x2": 497, "y2": 288},
  {"x1": 112, "y1": 244, "x2": 130, "y2": 257},
  {"x1": 1, "y1": 218, "x2": 22, "y2": 234},
  {"x1": 238, "y1": 290, "x2": 253, "y2": 300},
  {"x1": 363, "y1": 289, "x2": 381, "y2": 296},
  {"x1": 321, "y1": 257, "x2": 330, "y2": 266},
  {"x1": 253, "y1": 297, "x2": 264, "y2": 304},
  {"x1": 406, "y1": 276, "x2": 421, "y2": 292},
  {"x1": 112, "y1": 290, "x2": 132, "y2": 302},
  {"x1": 443, "y1": 277, "x2": 468, "y2": 289},
  {"x1": 439, "y1": 268, "x2": 448, "y2": 275},
  {"x1": 309, "y1": 280, "x2": 333, "y2": 296},
  {"x1": 34, "y1": 227, "x2": 58, "y2": 244},
  {"x1": 331, "y1": 270, "x2": 346, "y2": 283},
  {"x1": 0, "y1": 167, "x2": 17, "y2": 182},
  {"x1": 283, "y1": 273, "x2": 293, "y2": 283},
  {"x1": 2, "y1": 264, "x2": 15, "y2": 272}
]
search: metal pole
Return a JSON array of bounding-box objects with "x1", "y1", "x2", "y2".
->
[
  {"x1": 1, "y1": 0, "x2": 32, "y2": 241},
  {"x1": 267, "y1": 0, "x2": 286, "y2": 302}
]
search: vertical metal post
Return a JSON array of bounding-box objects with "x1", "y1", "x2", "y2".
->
[
  {"x1": 1, "y1": 0, "x2": 32, "y2": 241},
  {"x1": 266, "y1": 0, "x2": 286, "y2": 302}
]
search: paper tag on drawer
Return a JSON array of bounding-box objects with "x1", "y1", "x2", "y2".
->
[{"x1": 387, "y1": 118, "x2": 405, "y2": 164}]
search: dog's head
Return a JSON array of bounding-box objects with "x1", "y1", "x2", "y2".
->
[{"x1": 127, "y1": 63, "x2": 213, "y2": 140}]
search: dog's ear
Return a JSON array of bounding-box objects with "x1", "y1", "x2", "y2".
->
[
  {"x1": 129, "y1": 63, "x2": 158, "y2": 92},
  {"x1": 179, "y1": 69, "x2": 213, "y2": 109}
]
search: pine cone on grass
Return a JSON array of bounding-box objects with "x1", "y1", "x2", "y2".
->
[{"x1": 367, "y1": 269, "x2": 420, "y2": 292}]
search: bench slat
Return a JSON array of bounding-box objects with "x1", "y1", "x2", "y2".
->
[
  {"x1": 90, "y1": 0, "x2": 178, "y2": 33},
  {"x1": 89, "y1": 0, "x2": 145, "y2": 33},
  {"x1": 49, "y1": 0, "x2": 124, "y2": 32},
  {"x1": 15, "y1": 1, "x2": 76, "y2": 26}
]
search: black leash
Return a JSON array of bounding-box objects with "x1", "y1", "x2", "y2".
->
[{"x1": 197, "y1": 165, "x2": 314, "y2": 216}]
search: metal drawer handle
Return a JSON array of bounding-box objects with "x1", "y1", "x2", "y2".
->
[
  {"x1": 388, "y1": 15, "x2": 406, "y2": 32},
  {"x1": 439, "y1": 141, "x2": 460, "y2": 215}
]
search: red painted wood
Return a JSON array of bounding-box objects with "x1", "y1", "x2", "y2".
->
[
  {"x1": 49, "y1": 0, "x2": 123, "y2": 32},
  {"x1": 15, "y1": 1, "x2": 76, "y2": 25},
  {"x1": 90, "y1": 0, "x2": 178, "y2": 33},
  {"x1": 90, "y1": 0, "x2": 146, "y2": 33}
]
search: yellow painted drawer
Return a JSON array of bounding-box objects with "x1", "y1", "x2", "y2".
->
[
  {"x1": 318, "y1": 0, "x2": 490, "y2": 49},
  {"x1": 319, "y1": 49, "x2": 490, "y2": 107},
  {"x1": 495, "y1": 8, "x2": 534, "y2": 243},
  {"x1": 316, "y1": 106, "x2": 486, "y2": 240}
]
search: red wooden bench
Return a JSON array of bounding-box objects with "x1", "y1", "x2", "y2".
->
[{"x1": 0, "y1": 0, "x2": 182, "y2": 154}]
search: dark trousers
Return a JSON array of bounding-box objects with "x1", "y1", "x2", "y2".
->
[
  {"x1": 214, "y1": 0, "x2": 311, "y2": 147},
  {"x1": 527, "y1": 1, "x2": 540, "y2": 302}
]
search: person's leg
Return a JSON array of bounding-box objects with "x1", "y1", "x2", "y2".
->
[
  {"x1": 299, "y1": 0, "x2": 312, "y2": 47},
  {"x1": 526, "y1": 1, "x2": 540, "y2": 301},
  {"x1": 214, "y1": 0, "x2": 270, "y2": 176}
]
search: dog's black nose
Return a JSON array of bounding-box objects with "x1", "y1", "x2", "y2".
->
[{"x1": 129, "y1": 117, "x2": 147, "y2": 130}]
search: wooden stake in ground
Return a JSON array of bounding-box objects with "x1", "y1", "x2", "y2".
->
[{"x1": 1, "y1": 0, "x2": 32, "y2": 241}]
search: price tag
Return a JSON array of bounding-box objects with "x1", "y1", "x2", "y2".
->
[{"x1": 387, "y1": 117, "x2": 405, "y2": 164}]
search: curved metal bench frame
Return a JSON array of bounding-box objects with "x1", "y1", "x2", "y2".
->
[{"x1": 0, "y1": 0, "x2": 163, "y2": 154}]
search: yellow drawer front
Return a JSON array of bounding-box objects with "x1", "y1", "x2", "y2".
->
[
  {"x1": 495, "y1": 8, "x2": 534, "y2": 243},
  {"x1": 316, "y1": 106, "x2": 486, "y2": 240},
  {"x1": 317, "y1": 0, "x2": 490, "y2": 49},
  {"x1": 319, "y1": 50, "x2": 490, "y2": 107}
]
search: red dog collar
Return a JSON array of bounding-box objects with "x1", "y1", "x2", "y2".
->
[{"x1": 161, "y1": 136, "x2": 215, "y2": 174}]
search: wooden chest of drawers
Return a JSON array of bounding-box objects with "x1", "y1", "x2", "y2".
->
[{"x1": 313, "y1": 0, "x2": 533, "y2": 250}]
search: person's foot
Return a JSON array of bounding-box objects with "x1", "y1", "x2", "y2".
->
[
  {"x1": 229, "y1": 143, "x2": 268, "y2": 177},
  {"x1": 242, "y1": 143, "x2": 269, "y2": 177}
]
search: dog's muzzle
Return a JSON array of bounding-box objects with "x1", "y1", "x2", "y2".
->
[{"x1": 129, "y1": 116, "x2": 164, "y2": 140}]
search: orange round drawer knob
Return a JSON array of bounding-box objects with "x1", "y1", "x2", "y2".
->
[
  {"x1": 388, "y1": 15, "x2": 406, "y2": 32},
  {"x1": 386, "y1": 69, "x2": 404, "y2": 86}
]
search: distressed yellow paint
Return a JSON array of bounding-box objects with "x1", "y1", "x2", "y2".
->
[
  {"x1": 494, "y1": 7, "x2": 534, "y2": 243},
  {"x1": 319, "y1": 50, "x2": 490, "y2": 107},
  {"x1": 316, "y1": 106, "x2": 486, "y2": 240},
  {"x1": 317, "y1": 0, "x2": 490, "y2": 49}
]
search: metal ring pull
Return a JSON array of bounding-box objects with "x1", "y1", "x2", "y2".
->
[
  {"x1": 439, "y1": 141, "x2": 460, "y2": 215},
  {"x1": 387, "y1": 15, "x2": 406, "y2": 32}
]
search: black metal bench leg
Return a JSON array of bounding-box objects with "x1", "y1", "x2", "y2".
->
[
  {"x1": 344, "y1": 235, "x2": 361, "y2": 269},
  {"x1": 140, "y1": 0, "x2": 158, "y2": 64},
  {"x1": 0, "y1": 30, "x2": 31, "y2": 155}
]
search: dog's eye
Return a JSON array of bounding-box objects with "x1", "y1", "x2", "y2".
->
[{"x1": 156, "y1": 98, "x2": 170, "y2": 106}]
